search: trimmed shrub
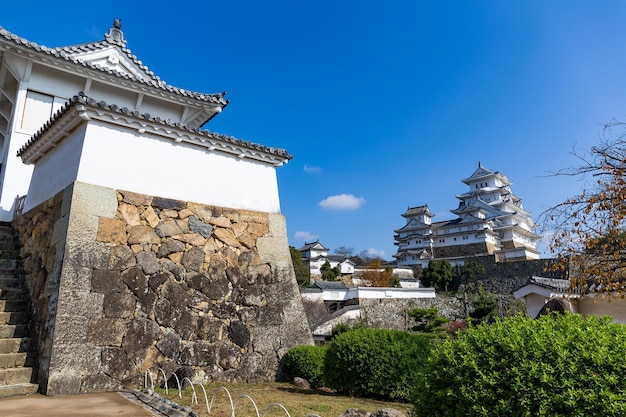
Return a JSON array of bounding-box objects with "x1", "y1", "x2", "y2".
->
[
  {"x1": 412, "y1": 313, "x2": 626, "y2": 417},
  {"x1": 283, "y1": 345, "x2": 326, "y2": 388},
  {"x1": 324, "y1": 328, "x2": 431, "y2": 400}
]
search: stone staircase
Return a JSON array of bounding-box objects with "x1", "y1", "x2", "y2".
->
[{"x1": 0, "y1": 222, "x2": 38, "y2": 397}]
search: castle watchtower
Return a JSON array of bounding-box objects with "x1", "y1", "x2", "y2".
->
[{"x1": 2, "y1": 20, "x2": 312, "y2": 395}]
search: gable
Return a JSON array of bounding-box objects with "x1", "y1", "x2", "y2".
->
[{"x1": 69, "y1": 46, "x2": 151, "y2": 81}]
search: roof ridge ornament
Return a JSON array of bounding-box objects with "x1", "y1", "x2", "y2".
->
[{"x1": 104, "y1": 18, "x2": 127, "y2": 47}]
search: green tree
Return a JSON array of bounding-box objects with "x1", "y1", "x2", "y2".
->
[
  {"x1": 408, "y1": 308, "x2": 450, "y2": 333},
  {"x1": 320, "y1": 261, "x2": 340, "y2": 281},
  {"x1": 461, "y1": 259, "x2": 486, "y2": 290},
  {"x1": 289, "y1": 246, "x2": 310, "y2": 287},
  {"x1": 389, "y1": 274, "x2": 401, "y2": 288},
  {"x1": 421, "y1": 259, "x2": 454, "y2": 291},
  {"x1": 460, "y1": 259, "x2": 486, "y2": 315},
  {"x1": 469, "y1": 287, "x2": 497, "y2": 324}
]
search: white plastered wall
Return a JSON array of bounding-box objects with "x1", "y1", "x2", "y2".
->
[{"x1": 24, "y1": 120, "x2": 283, "y2": 214}]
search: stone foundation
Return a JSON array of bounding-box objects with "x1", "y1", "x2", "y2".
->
[
  {"x1": 433, "y1": 242, "x2": 495, "y2": 259},
  {"x1": 13, "y1": 181, "x2": 312, "y2": 395}
]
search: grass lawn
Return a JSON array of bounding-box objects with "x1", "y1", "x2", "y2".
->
[{"x1": 155, "y1": 382, "x2": 412, "y2": 417}]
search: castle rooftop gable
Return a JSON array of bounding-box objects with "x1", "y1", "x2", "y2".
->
[
  {"x1": 401, "y1": 205, "x2": 433, "y2": 218},
  {"x1": 0, "y1": 20, "x2": 228, "y2": 128},
  {"x1": 462, "y1": 162, "x2": 510, "y2": 185}
]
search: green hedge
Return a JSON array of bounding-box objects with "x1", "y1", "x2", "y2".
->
[
  {"x1": 324, "y1": 328, "x2": 431, "y2": 400},
  {"x1": 283, "y1": 345, "x2": 327, "y2": 388},
  {"x1": 412, "y1": 313, "x2": 626, "y2": 417}
]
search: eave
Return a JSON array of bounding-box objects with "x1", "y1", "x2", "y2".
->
[{"x1": 17, "y1": 94, "x2": 290, "y2": 167}]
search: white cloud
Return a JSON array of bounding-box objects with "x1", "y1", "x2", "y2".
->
[
  {"x1": 319, "y1": 194, "x2": 366, "y2": 210},
  {"x1": 294, "y1": 231, "x2": 319, "y2": 242},
  {"x1": 304, "y1": 164, "x2": 322, "y2": 173},
  {"x1": 366, "y1": 248, "x2": 386, "y2": 259}
]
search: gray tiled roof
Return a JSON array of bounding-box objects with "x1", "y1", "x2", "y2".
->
[
  {"x1": 313, "y1": 281, "x2": 347, "y2": 290},
  {"x1": 298, "y1": 241, "x2": 328, "y2": 252},
  {"x1": 17, "y1": 93, "x2": 291, "y2": 161},
  {"x1": 528, "y1": 276, "x2": 571, "y2": 292},
  {"x1": 402, "y1": 205, "x2": 433, "y2": 217},
  {"x1": 0, "y1": 25, "x2": 228, "y2": 106}
]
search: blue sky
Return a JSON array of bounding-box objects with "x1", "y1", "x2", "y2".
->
[{"x1": 3, "y1": 1, "x2": 626, "y2": 260}]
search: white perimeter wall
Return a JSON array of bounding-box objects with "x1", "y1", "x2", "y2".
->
[
  {"x1": 301, "y1": 287, "x2": 436, "y2": 302},
  {"x1": 24, "y1": 120, "x2": 282, "y2": 214}
]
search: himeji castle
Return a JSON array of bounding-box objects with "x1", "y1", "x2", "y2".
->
[{"x1": 393, "y1": 163, "x2": 540, "y2": 269}]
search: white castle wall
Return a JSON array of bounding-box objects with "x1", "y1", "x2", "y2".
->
[{"x1": 24, "y1": 119, "x2": 282, "y2": 214}]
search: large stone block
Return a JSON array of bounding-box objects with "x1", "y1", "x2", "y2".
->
[
  {"x1": 103, "y1": 291, "x2": 136, "y2": 318},
  {"x1": 117, "y1": 203, "x2": 141, "y2": 226},
  {"x1": 46, "y1": 372, "x2": 82, "y2": 395},
  {"x1": 57, "y1": 290, "x2": 104, "y2": 319},
  {"x1": 66, "y1": 240, "x2": 110, "y2": 269},
  {"x1": 58, "y1": 262, "x2": 92, "y2": 292},
  {"x1": 92, "y1": 269, "x2": 125, "y2": 293},
  {"x1": 155, "y1": 219, "x2": 188, "y2": 238},
  {"x1": 122, "y1": 318, "x2": 160, "y2": 353},
  {"x1": 228, "y1": 320, "x2": 250, "y2": 348},
  {"x1": 96, "y1": 217, "x2": 128, "y2": 244},
  {"x1": 122, "y1": 267, "x2": 149, "y2": 298},
  {"x1": 87, "y1": 318, "x2": 128, "y2": 346},
  {"x1": 109, "y1": 245, "x2": 137, "y2": 270},
  {"x1": 157, "y1": 238, "x2": 185, "y2": 257},
  {"x1": 181, "y1": 247, "x2": 205, "y2": 272},
  {"x1": 127, "y1": 225, "x2": 161, "y2": 245},
  {"x1": 136, "y1": 251, "x2": 160, "y2": 274},
  {"x1": 70, "y1": 182, "x2": 118, "y2": 217},
  {"x1": 180, "y1": 341, "x2": 215, "y2": 367},
  {"x1": 156, "y1": 328, "x2": 182, "y2": 359}
]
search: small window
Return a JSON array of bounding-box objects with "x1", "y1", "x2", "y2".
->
[{"x1": 21, "y1": 91, "x2": 65, "y2": 132}]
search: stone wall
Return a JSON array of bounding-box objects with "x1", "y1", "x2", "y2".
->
[
  {"x1": 433, "y1": 242, "x2": 494, "y2": 259},
  {"x1": 13, "y1": 181, "x2": 313, "y2": 395},
  {"x1": 340, "y1": 257, "x2": 552, "y2": 331},
  {"x1": 359, "y1": 297, "x2": 465, "y2": 330},
  {"x1": 356, "y1": 293, "x2": 524, "y2": 331},
  {"x1": 458, "y1": 257, "x2": 561, "y2": 295}
]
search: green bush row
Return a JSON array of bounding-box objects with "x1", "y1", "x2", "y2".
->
[
  {"x1": 282, "y1": 345, "x2": 327, "y2": 388},
  {"x1": 284, "y1": 328, "x2": 431, "y2": 400},
  {"x1": 412, "y1": 313, "x2": 626, "y2": 417},
  {"x1": 285, "y1": 313, "x2": 626, "y2": 414}
]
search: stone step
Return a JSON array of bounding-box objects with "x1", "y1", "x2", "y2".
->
[
  {"x1": 0, "y1": 312, "x2": 28, "y2": 325},
  {"x1": 0, "y1": 338, "x2": 31, "y2": 355},
  {"x1": 0, "y1": 300, "x2": 27, "y2": 313},
  {"x1": 0, "y1": 277, "x2": 21, "y2": 289},
  {"x1": 0, "y1": 352, "x2": 34, "y2": 369},
  {"x1": 0, "y1": 270, "x2": 18, "y2": 280},
  {"x1": 0, "y1": 382, "x2": 39, "y2": 397},
  {"x1": 0, "y1": 229, "x2": 14, "y2": 242},
  {"x1": 0, "y1": 324, "x2": 28, "y2": 338},
  {"x1": 0, "y1": 288, "x2": 25, "y2": 301},
  {"x1": 0, "y1": 367, "x2": 35, "y2": 385},
  {"x1": 0, "y1": 260, "x2": 16, "y2": 270},
  {"x1": 0, "y1": 249, "x2": 16, "y2": 259}
]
